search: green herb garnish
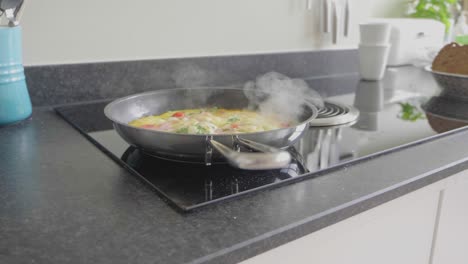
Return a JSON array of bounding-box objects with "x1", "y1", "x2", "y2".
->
[
  {"x1": 195, "y1": 124, "x2": 208, "y2": 134},
  {"x1": 227, "y1": 116, "x2": 240, "y2": 123},
  {"x1": 398, "y1": 102, "x2": 426, "y2": 122},
  {"x1": 175, "y1": 127, "x2": 189, "y2": 134}
]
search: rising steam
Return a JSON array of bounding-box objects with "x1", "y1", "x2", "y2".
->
[
  {"x1": 172, "y1": 63, "x2": 211, "y2": 88},
  {"x1": 171, "y1": 65, "x2": 323, "y2": 123},
  {"x1": 243, "y1": 72, "x2": 324, "y2": 122}
]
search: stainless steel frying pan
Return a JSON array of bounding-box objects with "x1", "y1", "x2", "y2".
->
[{"x1": 104, "y1": 87, "x2": 318, "y2": 170}]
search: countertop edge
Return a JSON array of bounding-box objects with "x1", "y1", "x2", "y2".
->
[{"x1": 193, "y1": 157, "x2": 468, "y2": 264}]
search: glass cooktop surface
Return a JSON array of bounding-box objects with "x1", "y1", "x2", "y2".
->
[{"x1": 55, "y1": 75, "x2": 468, "y2": 212}]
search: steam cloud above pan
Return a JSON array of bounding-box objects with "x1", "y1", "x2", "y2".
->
[
  {"x1": 171, "y1": 64, "x2": 323, "y2": 123},
  {"x1": 244, "y1": 72, "x2": 324, "y2": 123}
]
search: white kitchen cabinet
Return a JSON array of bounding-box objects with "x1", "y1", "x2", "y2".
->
[
  {"x1": 432, "y1": 170, "x2": 468, "y2": 264},
  {"x1": 241, "y1": 180, "x2": 447, "y2": 264}
]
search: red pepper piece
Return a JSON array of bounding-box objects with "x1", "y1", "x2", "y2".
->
[{"x1": 172, "y1": 112, "x2": 185, "y2": 118}]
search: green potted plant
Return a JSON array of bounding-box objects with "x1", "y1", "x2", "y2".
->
[{"x1": 408, "y1": 0, "x2": 460, "y2": 32}]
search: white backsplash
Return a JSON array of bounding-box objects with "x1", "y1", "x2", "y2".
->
[{"x1": 21, "y1": 0, "x2": 407, "y2": 66}]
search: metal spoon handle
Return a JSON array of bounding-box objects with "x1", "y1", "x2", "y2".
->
[
  {"x1": 0, "y1": 0, "x2": 20, "y2": 10},
  {"x1": 344, "y1": 0, "x2": 350, "y2": 37},
  {"x1": 332, "y1": 0, "x2": 338, "y2": 44},
  {"x1": 323, "y1": 0, "x2": 330, "y2": 33},
  {"x1": 5, "y1": 0, "x2": 24, "y2": 26}
]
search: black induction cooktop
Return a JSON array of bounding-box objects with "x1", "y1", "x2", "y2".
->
[{"x1": 55, "y1": 80, "x2": 467, "y2": 212}]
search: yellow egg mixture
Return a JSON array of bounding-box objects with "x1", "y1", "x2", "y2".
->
[{"x1": 129, "y1": 107, "x2": 290, "y2": 134}]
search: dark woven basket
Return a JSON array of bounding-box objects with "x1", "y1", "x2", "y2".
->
[{"x1": 425, "y1": 65, "x2": 468, "y2": 99}]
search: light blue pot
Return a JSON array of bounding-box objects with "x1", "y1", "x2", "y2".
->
[{"x1": 0, "y1": 26, "x2": 32, "y2": 126}]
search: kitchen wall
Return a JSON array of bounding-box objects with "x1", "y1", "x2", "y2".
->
[{"x1": 21, "y1": 0, "x2": 407, "y2": 66}]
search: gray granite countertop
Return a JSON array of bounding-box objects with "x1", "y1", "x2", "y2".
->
[{"x1": 2, "y1": 63, "x2": 468, "y2": 264}]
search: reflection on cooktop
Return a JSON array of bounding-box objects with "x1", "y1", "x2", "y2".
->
[
  {"x1": 424, "y1": 95, "x2": 468, "y2": 133},
  {"x1": 121, "y1": 146, "x2": 306, "y2": 209}
]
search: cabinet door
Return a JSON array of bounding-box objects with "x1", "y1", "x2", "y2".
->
[
  {"x1": 242, "y1": 182, "x2": 444, "y2": 264},
  {"x1": 432, "y1": 170, "x2": 468, "y2": 264}
]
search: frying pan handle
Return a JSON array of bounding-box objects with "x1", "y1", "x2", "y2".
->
[
  {"x1": 207, "y1": 137, "x2": 291, "y2": 170},
  {"x1": 234, "y1": 137, "x2": 283, "y2": 153}
]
